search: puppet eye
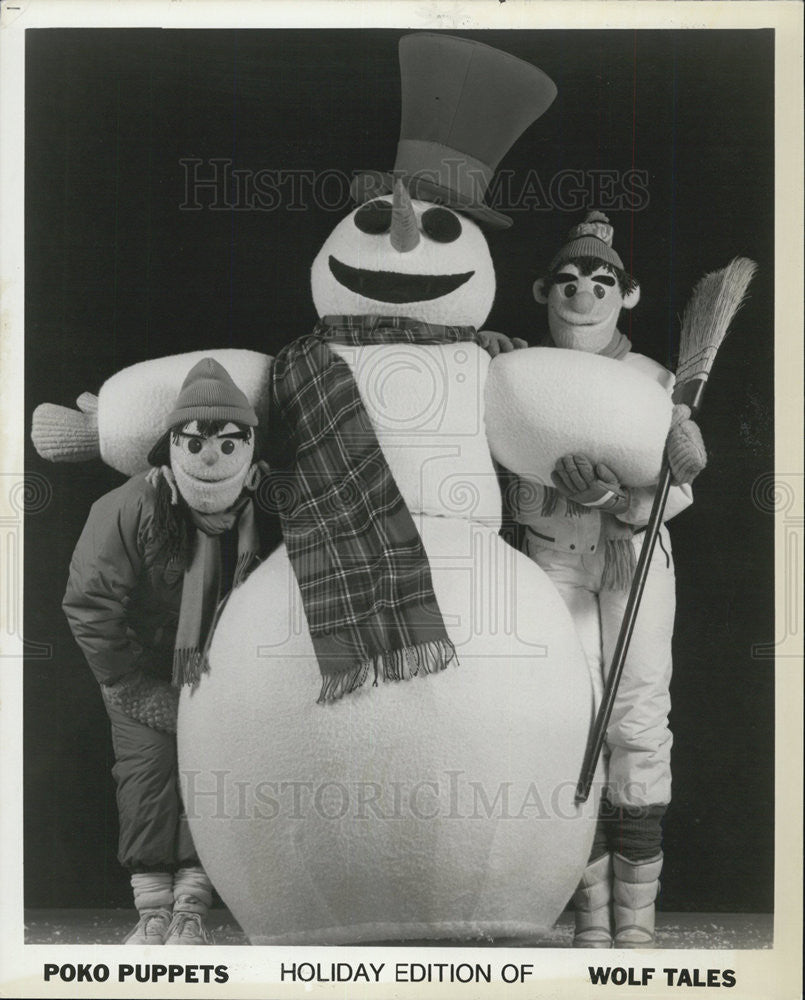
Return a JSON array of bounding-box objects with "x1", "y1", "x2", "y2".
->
[
  {"x1": 221, "y1": 439, "x2": 235, "y2": 455},
  {"x1": 354, "y1": 200, "x2": 392, "y2": 234},
  {"x1": 594, "y1": 285, "x2": 606, "y2": 299},
  {"x1": 563, "y1": 285, "x2": 577, "y2": 298},
  {"x1": 421, "y1": 207, "x2": 462, "y2": 243},
  {"x1": 187, "y1": 437, "x2": 202, "y2": 454}
]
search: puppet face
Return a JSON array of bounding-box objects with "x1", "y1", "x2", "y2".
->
[
  {"x1": 170, "y1": 420, "x2": 255, "y2": 513},
  {"x1": 311, "y1": 195, "x2": 496, "y2": 328},
  {"x1": 535, "y1": 262, "x2": 639, "y2": 353}
]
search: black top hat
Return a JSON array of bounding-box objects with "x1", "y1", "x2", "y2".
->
[{"x1": 351, "y1": 33, "x2": 557, "y2": 230}]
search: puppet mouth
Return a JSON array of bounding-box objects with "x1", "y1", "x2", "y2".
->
[
  {"x1": 178, "y1": 466, "x2": 247, "y2": 485},
  {"x1": 329, "y1": 256, "x2": 474, "y2": 303},
  {"x1": 554, "y1": 312, "x2": 609, "y2": 329}
]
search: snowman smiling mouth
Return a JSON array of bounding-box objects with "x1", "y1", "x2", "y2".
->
[{"x1": 329, "y1": 255, "x2": 474, "y2": 303}]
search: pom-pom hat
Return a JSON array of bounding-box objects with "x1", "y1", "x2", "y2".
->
[
  {"x1": 147, "y1": 358, "x2": 257, "y2": 466},
  {"x1": 549, "y1": 211, "x2": 624, "y2": 272},
  {"x1": 351, "y1": 33, "x2": 557, "y2": 230}
]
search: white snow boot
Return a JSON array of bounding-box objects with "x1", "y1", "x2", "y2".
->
[
  {"x1": 125, "y1": 872, "x2": 173, "y2": 945},
  {"x1": 613, "y1": 852, "x2": 663, "y2": 948},
  {"x1": 165, "y1": 865, "x2": 213, "y2": 945},
  {"x1": 572, "y1": 853, "x2": 613, "y2": 948}
]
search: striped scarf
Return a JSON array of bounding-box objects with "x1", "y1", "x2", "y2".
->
[
  {"x1": 267, "y1": 315, "x2": 480, "y2": 703},
  {"x1": 172, "y1": 497, "x2": 261, "y2": 688}
]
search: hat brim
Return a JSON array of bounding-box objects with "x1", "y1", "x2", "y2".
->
[{"x1": 351, "y1": 172, "x2": 512, "y2": 230}]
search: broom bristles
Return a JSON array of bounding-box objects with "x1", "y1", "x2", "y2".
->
[{"x1": 676, "y1": 257, "x2": 757, "y2": 386}]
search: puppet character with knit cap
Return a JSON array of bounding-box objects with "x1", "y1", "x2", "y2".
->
[
  {"x1": 63, "y1": 358, "x2": 275, "y2": 945},
  {"x1": 511, "y1": 211, "x2": 707, "y2": 949}
]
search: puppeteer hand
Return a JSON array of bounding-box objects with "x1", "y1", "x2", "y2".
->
[
  {"x1": 477, "y1": 330, "x2": 529, "y2": 357},
  {"x1": 551, "y1": 453, "x2": 631, "y2": 515},
  {"x1": 666, "y1": 404, "x2": 707, "y2": 485},
  {"x1": 101, "y1": 669, "x2": 179, "y2": 734}
]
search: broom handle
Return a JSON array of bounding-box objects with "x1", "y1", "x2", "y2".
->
[
  {"x1": 575, "y1": 377, "x2": 705, "y2": 803},
  {"x1": 574, "y1": 461, "x2": 672, "y2": 802}
]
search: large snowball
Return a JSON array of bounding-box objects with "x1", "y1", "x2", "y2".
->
[
  {"x1": 179, "y1": 516, "x2": 600, "y2": 945},
  {"x1": 485, "y1": 348, "x2": 673, "y2": 487},
  {"x1": 97, "y1": 349, "x2": 273, "y2": 475}
]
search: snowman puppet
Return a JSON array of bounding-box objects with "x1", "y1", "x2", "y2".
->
[{"x1": 32, "y1": 35, "x2": 678, "y2": 945}]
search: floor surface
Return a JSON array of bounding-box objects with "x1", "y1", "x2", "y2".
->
[{"x1": 24, "y1": 910, "x2": 773, "y2": 949}]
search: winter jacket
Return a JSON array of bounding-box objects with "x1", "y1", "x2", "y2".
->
[{"x1": 63, "y1": 472, "x2": 280, "y2": 687}]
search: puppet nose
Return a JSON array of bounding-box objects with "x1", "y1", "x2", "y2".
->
[
  {"x1": 389, "y1": 179, "x2": 420, "y2": 253},
  {"x1": 569, "y1": 290, "x2": 595, "y2": 314},
  {"x1": 201, "y1": 443, "x2": 219, "y2": 465}
]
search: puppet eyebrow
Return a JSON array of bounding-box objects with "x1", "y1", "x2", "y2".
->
[
  {"x1": 176, "y1": 430, "x2": 249, "y2": 440},
  {"x1": 554, "y1": 272, "x2": 578, "y2": 283},
  {"x1": 593, "y1": 274, "x2": 616, "y2": 286}
]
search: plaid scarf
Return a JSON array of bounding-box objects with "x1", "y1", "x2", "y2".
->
[{"x1": 267, "y1": 315, "x2": 480, "y2": 703}]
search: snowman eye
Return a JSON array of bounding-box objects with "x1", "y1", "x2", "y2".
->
[
  {"x1": 354, "y1": 200, "x2": 392, "y2": 234},
  {"x1": 421, "y1": 207, "x2": 461, "y2": 243}
]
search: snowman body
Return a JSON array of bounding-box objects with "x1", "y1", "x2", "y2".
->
[{"x1": 179, "y1": 341, "x2": 600, "y2": 944}]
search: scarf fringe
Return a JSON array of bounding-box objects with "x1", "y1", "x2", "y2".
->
[
  {"x1": 317, "y1": 638, "x2": 457, "y2": 705},
  {"x1": 172, "y1": 647, "x2": 209, "y2": 690},
  {"x1": 601, "y1": 537, "x2": 637, "y2": 591},
  {"x1": 172, "y1": 553, "x2": 259, "y2": 691}
]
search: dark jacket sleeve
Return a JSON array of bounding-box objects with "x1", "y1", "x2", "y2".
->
[{"x1": 63, "y1": 479, "x2": 155, "y2": 686}]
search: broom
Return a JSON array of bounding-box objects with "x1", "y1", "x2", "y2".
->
[{"x1": 575, "y1": 257, "x2": 758, "y2": 804}]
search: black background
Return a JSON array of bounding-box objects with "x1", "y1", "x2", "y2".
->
[{"x1": 24, "y1": 28, "x2": 774, "y2": 912}]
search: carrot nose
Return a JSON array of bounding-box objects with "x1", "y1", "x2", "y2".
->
[
  {"x1": 389, "y1": 179, "x2": 420, "y2": 253},
  {"x1": 569, "y1": 290, "x2": 595, "y2": 314}
]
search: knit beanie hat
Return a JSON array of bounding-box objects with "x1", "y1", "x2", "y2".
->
[
  {"x1": 147, "y1": 358, "x2": 257, "y2": 466},
  {"x1": 548, "y1": 210, "x2": 623, "y2": 272},
  {"x1": 166, "y1": 358, "x2": 257, "y2": 429}
]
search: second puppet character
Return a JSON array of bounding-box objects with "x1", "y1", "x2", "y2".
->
[{"x1": 511, "y1": 212, "x2": 707, "y2": 948}]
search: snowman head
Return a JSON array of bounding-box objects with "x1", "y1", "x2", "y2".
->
[{"x1": 311, "y1": 180, "x2": 496, "y2": 329}]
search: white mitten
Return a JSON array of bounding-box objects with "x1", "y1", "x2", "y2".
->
[
  {"x1": 666, "y1": 404, "x2": 707, "y2": 485},
  {"x1": 551, "y1": 454, "x2": 630, "y2": 515}
]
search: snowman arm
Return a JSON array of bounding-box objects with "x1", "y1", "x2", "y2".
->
[
  {"x1": 31, "y1": 394, "x2": 100, "y2": 463},
  {"x1": 33, "y1": 349, "x2": 275, "y2": 476},
  {"x1": 616, "y1": 357, "x2": 695, "y2": 525}
]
